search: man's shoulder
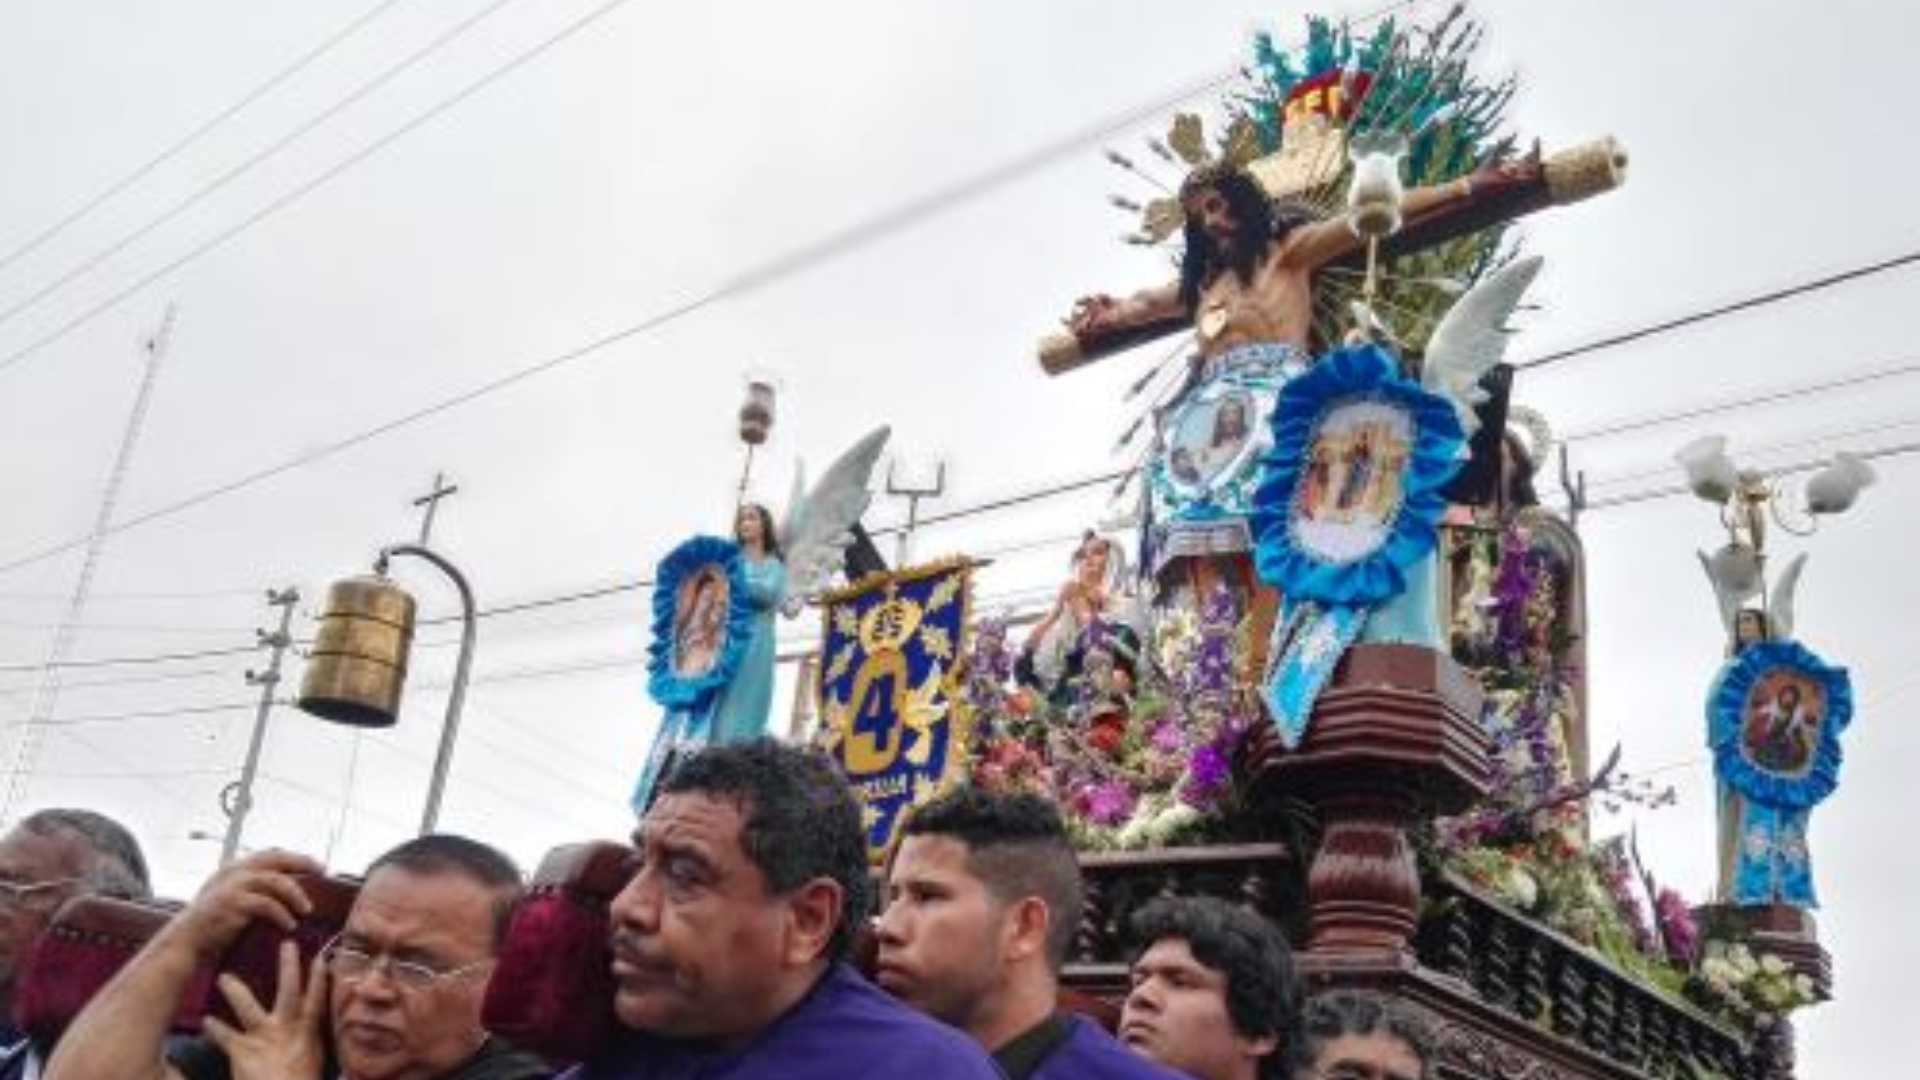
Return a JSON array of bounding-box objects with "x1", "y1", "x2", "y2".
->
[
  {"x1": 796, "y1": 966, "x2": 1000, "y2": 1074},
  {"x1": 1035, "y1": 1016, "x2": 1186, "y2": 1080},
  {"x1": 560, "y1": 966, "x2": 1000, "y2": 1080}
]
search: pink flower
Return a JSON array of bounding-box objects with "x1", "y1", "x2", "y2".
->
[{"x1": 1083, "y1": 779, "x2": 1137, "y2": 825}]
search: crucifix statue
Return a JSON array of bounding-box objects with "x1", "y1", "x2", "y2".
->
[{"x1": 1036, "y1": 51, "x2": 1624, "y2": 672}]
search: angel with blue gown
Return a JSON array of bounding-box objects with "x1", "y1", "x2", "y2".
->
[
  {"x1": 708, "y1": 502, "x2": 786, "y2": 745},
  {"x1": 633, "y1": 427, "x2": 891, "y2": 812}
]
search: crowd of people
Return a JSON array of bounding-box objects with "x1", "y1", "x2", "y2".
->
[{"x1": 21, "y1": 740, "x2": 1438, "y2": 1080}]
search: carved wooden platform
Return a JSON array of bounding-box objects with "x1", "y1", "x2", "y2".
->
[{"x1": 1057, "y1": 643, "x2": 1797, "y2": 1080}]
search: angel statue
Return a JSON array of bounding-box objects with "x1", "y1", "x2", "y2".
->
[
  {"x1": 634, "y1": 426, "x2": 891, "y2": 813},
  {"x1": 1677, "y1": 437, "x2": 1870, "y2": 907},
  {"x1": 1250, "y1": 254, "x2": 1547, "y2": 744}
]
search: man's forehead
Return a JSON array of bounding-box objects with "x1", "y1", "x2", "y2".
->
[
  {"x1": 887, "y1": 834, "x2": 974, "y2": 882},
  {"x1": 0, "y1": 825, "x2": 86, "y2": 878},
  {"x1": 345, "y1": 866, "x2": 496, "y2": 948},
  {"x1": 635, "y1": 790, "x2": 749, "y2": 850},
  {"x1": 1137, "y1": 936, "x2": 1226, "y2": 981}
]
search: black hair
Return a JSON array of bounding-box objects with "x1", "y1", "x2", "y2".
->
[
  {"x1": 1500, "y1": 431, "x2": 1541, "y2": 510},
  {"x1": 737, "y1": 503, "x2": 783, "y2": 560},
  {"x1": 900, "y1": 787, "x2": 1083, "y2": 970},
  {"x1": 659, "y1": 738, "x2": 868, "y2": 962},
  {"x1": 1290, "y1": 990, "x2": 1436, "y2": 1080},
  {"x1": 21, "y1": 808, "x2": 150, "y2": 900},
  {"x1": 1178, "y1": 168, "x2": 1278, "y2": 317},
  {"x1": 366, "y1": 833, "x2": 524, "y2": 945},
  {"x1": 1131, "y1": 896, "x2": 1298, "y2": 1079}
]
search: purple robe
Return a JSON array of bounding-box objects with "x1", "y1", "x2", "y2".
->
[
  {"x1": 561, "y1": 964, "x2": 1000, "y2": 1080},
  {"x1": 1034, "y1": 1016, "x2": 1188, "y2": 1080}
]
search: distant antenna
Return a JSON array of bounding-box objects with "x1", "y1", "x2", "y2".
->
[
  {"x1": 0, "y1": 305, "x2": 176, "y2": 823},
  {"x1": 886, "y1": 459, "x2": 947, "y2": 566}
]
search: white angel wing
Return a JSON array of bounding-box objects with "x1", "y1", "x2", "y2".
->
[
  {"x1": 780, "y1": 425, "x2": 892, "y2": 611},
  {"x1": 1769, "y1": 552, "x2": 1809, "y2": 641},
  {"x1": 1422, "y1": 255, "x2": 1544, "y2": 437},
  {"x1": 1698, "y1": 544, "x2": 1763, "y2": 636}
]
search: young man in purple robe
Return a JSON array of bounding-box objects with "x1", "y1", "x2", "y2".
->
[
  {"x1": 877, "y1": 788, "x2": 1183, "y2": 1080},
  {"x1": 1121, "y1": 896, "x2": 1298, "y2": 1080},
  {"x1": 569, "y1": 739, "x2": 999, "y2": 1080}
]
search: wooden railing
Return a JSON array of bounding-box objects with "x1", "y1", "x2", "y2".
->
[
  {"x1": 1064, "y1": 842, "x2": 1298, "y2": 992},
  {"x1": 1418, "y1": 874, "x2": 1761, "y2": 1080}
]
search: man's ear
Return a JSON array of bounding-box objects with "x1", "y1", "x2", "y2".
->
[
  {"x1": 1002, "y1": 895, "x2": 1052, "y2": 963},
  {"x1": 783, "y1": 878, "x2": 845, "y2": 965},
  {"x1": 1243, "y1": 1032, "x2": 1280, "y2": 1064}
]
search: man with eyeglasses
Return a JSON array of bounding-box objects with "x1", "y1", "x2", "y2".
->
[
  {"x1": 46, "y1": 834, "x2": 546, "y2": 1080},
  {"x1": 0, "y1": 808, "x2": 151, "y2": 1080}
]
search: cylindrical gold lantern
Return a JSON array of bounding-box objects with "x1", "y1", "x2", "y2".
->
[{"x1": 297, "y1": 574, "x2": 417, "y2": 728}]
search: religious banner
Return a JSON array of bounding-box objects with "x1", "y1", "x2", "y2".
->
[
  {"x1": 816, "y1": 558, "x2": 974, "y2": 863},
  {"x1": 1249, "y1": 341, "x2": 1466, "y2": 744},
  {"x1": 645, "y1": 535, "x2": 754, "y2": 710},
  {"x1": 1146, "y1": 347, "x2": 1303, "y2": 571},
  {"x1": 1708, "y1": 639, "x2": 1853, "y2": 907},
  {"x1": 632, "y1": 535, "x2": 756, "y2": 813}
]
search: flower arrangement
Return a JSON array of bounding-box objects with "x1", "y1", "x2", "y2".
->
[
  {"x1": 1688, "y1": 941, "x2": 1818, "y2": 1023},
  {"x1": 962, "y1": 584, "x2": 1254, "y2": 849}
]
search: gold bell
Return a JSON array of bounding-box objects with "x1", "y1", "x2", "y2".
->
[{"x1": 297, "y1": 574, "x2": 418, "y2": 728}]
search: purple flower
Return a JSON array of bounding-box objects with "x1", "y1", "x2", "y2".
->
[
  {"x1": 1655, "y1": 887, "x2": 1700, "y2": 964},
  {"x1": 1084, "y1": 779, "x2": 1137, "y2": 825},
  {"x1": 1151, "y1": 718, "x2": 1186, "y2": 754},
  {"x1": 1179, "y1": 741, "x2": 1232, "y2": 807}
]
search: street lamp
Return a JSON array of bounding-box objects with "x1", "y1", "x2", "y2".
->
[
  {"x1": 1675, "y1": 435, "x2": 1875, "y2": 636},
  {"x1": 296, "y1": 543, "x2": 477, "y2": 834}
]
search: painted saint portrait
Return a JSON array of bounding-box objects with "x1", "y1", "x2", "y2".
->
[
  {"x1": 1289, "y1": 400, "x2": 1414, "y2": 564},
  {"x1": 1740, "y1": 671, "x2": 1824, "y2": 778},
  {"x1": 1166, "y1": 387, "x2": 1258, "y2": 492},
  {"x1": 672, "y1": 565, "x2": 731, "y2": 677}
]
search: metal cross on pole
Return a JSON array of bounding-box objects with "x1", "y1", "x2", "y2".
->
[{"x1": 411, "y1": 472, "x2": 460, "y2": 546}]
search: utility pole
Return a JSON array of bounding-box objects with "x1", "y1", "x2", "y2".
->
[
  {"x1": 219, "y1": 587, "x2": 299, "y2": 866},
  {"x1": 1, "y1": 305, "x2": 175, "y2": 824},
  {"x1": 886, "y1": 460, "x2": 947, "y2": 567}
]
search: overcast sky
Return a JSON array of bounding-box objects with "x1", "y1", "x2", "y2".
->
[{"x1": 1, "y1": 1, "x2": 1913, "y2": 1073}]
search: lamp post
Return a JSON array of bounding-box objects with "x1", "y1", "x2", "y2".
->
[
  {"x1": 1675, "y1": 435, "x2": 1875, "y2": 635},
  {"x1": 296, "y1": 542, "x2": 477, "y2": 835}
]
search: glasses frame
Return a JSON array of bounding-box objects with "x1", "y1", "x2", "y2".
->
[
  {"x1": 319, "y1": 933, "x2": 495, "y2": 992},
  {"x1": 0, "y1": 876, "x2": 84, "y2": 910}
]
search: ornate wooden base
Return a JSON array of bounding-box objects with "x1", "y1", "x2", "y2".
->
[
  {"x1": 1245, "y1": 643, "x2": 1489, "y2": 953},
  {"x1": 1695, "y1": 903, "x2": 1832, "y2": 1001}
]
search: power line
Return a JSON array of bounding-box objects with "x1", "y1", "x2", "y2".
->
[
  {"x1": 0, "y1": 618, "x2": 257, "y2": 635},
  {"x1": 1515, "y1": 247, "x2": 1920, "y2": 372},
  {"x1": 0, "y1": 0, "x2": 412, "y2": 280},
  {"x1": 1561, "y1": 357, "x2": 1920, "y2": 444},
  {"x1": 0, "y1": 664, "x2": 239, "y2": 697},
  {"x1": 0, "y1": 0, "x2": 528, "y2": 337},
  {"x1": 0, "y1": 0, "x2": 643, "y2": 379},
  {"x1": 0, "y1": 60, "x2": 1259, "y2": 572},
  {"x1": 0, "y1": 700, "x2": 257, "y2": 728},
  {"x1": 0, "y1": 643, "x2": 256, "y2": 675},
  {"x1": 0, "y1": 585, "x2": 267, "y2": 602},
  {"x1": 1582, "y1": 411, "x2": 1920, "y2": 493},
  {"x1": 1577, "y1": 437, "x2": 1920, "y2": 513}
]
